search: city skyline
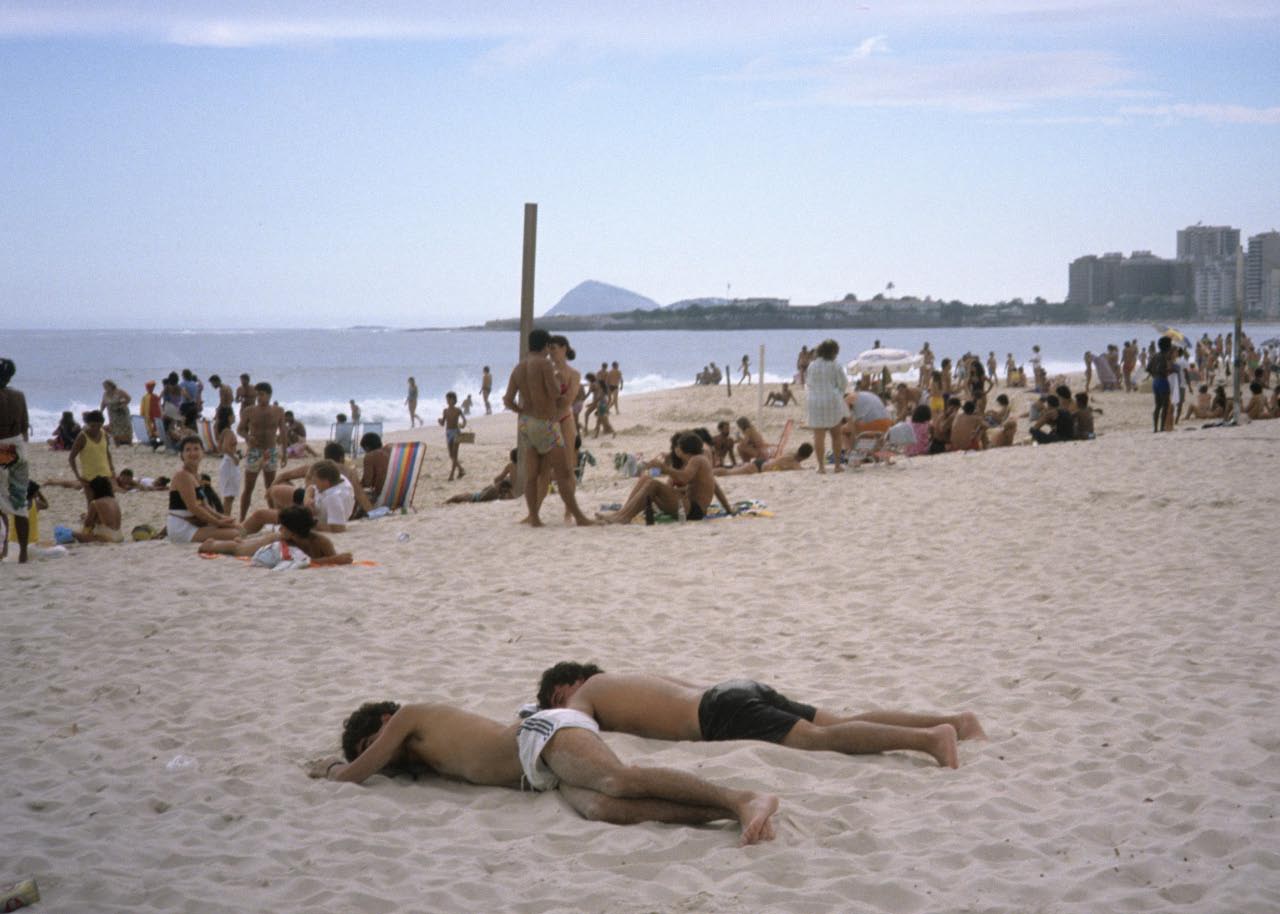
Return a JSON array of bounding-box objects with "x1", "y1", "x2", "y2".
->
[{"x1": 2, "y1": 1, "x2": 1278, "y2": 329}]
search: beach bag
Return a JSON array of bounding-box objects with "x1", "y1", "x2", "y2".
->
[{"x1": 251, "y1": 540, "x2": 311, "y2": 572}]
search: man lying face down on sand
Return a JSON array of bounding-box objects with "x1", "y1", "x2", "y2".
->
[
  {"x1": 310, "y1": 702, "x2": 779, "y2": 845},
  {"x1": 536, "y1": 663, "x2": 986, "y2": 769}
]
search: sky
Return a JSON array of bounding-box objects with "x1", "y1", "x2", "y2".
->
[{"x1": 1, "y1": 1, "x2": 1278, "y2": 329}]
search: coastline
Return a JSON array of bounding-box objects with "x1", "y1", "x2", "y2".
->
[{"x1": 3, "y1": 380, "x2": 1278, "y2": 912}]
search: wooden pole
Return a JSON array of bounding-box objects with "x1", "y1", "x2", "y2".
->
[
  {"x1": 757, "y1": 343, "x2": 764, "y2": 420},
  {"x1": 516, "y1": 203, "x2": 537, "y2": 490}
]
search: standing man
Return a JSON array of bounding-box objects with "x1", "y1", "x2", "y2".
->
[
  {"x1": 237, "y1": 382, "x2": 289, "y2": 521},
  {"x1": 0, "y1": 358, "x2": 31, "y2": 563},
  {"x1": 480, "y1": 366, "x2": 493, "y2": 415},
  {"x1": 234, "y1": 373, "x2": 254, "y2": 420},
  {"x1": 1121, "y1": 341, "x2": 1138, "y2": 392},
  {"x1": 607, "y1": 361, "x2": 623, "y2": 414},
  {"x1": 406, "y1": 376, "x2": 421, "y2": 428},
  {"x1": 502, "y1": 330, "x2": 592, "y2": 527}
]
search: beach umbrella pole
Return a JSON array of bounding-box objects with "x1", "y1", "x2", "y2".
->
[
  {"x1": 517, "y1": 202, "x2": 537, "y2": 491},
  {"x1": 1232, "y1": 294, "x2": 1243, "y2": 423},
  {"x1": 757, "y1": 343, "x2": 764, "y2": 420}
]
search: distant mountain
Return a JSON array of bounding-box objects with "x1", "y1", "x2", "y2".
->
[
  {"x1": 664, "y1": 297, "x2": 730, "y2": 310},
  {"x1": 545, "y1": 280, "x2": 659, "y2": 316}
]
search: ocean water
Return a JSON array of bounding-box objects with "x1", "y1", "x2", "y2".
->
[{"x1": 3, "y1": 322, "x2": 1273, "y2": 439}]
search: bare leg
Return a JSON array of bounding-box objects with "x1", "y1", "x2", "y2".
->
[
  {"x1": 830, "y1": 425, "x2": 844, "y2": 471},
  {"x1": 597, "y1": 477, "x2": 679, "y2": 524},
  {"x1": 523, "y1": 449, "x2": 546, "y2": 527},
  {"x1": 240, "y1": 507, "x2": 278, "y2": 535},
  {"x1": 13, "y1": 514, "x2": 29, "y2": 563},
  {"x1": 239, "y1": 469, "x2": 260, "y2": 522},
  {"x1": 547, "y1": 445, "x2": 592, "y2": 526},
  {"x1": 543, "y1": 729, "x2": 778, "y2": 846},
  {"x1": 559, "y1": 784, "x2": 727, "y2": 827},
  {"x1": 784, "y1": 718, "x2": 961, "y2": 768},
  {"x1": 813, "y1": 428, "x2": 826, "y2": 474},
  {"x1": 224, "y1": 495, "x2": 236, "y2": 518}
]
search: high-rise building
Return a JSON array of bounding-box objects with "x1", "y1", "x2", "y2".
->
[
  {"x1": 1245, "y1": 231, "x2": 1280, "y2": 319},
  {"x1": 1176, "y1": 225, "x2": 1242, "y2": 318}
]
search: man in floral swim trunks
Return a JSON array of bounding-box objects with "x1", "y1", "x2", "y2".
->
[
  {"x1": 503, "y1": 329, "x2": 592, "y2": 527},
  {"x1": 236, "y1": 381, "x2": 289, "y2": 522}
]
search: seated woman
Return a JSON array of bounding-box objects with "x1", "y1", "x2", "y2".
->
[
  {"x1": 905, "y1": 404, "x2": 932, "y2": 457},
  {"x1": 167, "y1": 436, "x2": 240, "y2": 544},
  {"x1": 48, "y1": 411, "x2": 81, "y2": 451},
  {"x1": 199, "y1": 505, "x2": 353, "y2": 565},
  {"x1": 598, "y1": 433, "x2": 717, "y2": 524}
]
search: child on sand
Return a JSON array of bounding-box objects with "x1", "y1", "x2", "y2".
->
[
  {"x1": 73, "y1": 474, "x2": 124, "y2": 543},
  {"x1": 68, "y1": 410, "x2": 114, "y2": 508},
  {"x1": 439, "y1": 391, "x2": 466, "y2": 480},
  {"x1": 445, "y1": 449, "x2": 517, "y2": 504},
  {"x1": 711, "y1": 421, "x2": 737, "y2": 467}
]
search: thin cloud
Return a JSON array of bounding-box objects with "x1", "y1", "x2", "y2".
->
[{"x1": 1118, "y1": 103, "x2": 1280, "y2": 125}]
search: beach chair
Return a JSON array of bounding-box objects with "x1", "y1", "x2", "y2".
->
[
  {"x1": 130, "y1": 415, "x2": 157, "y2": 449},
  {"x1": 330, "y1": 421, "x2": 355, "y2": 459},
  {"x1": 769, "y1": 419, "x2": 794, "y2": 459},
  {"x1": 154, "y1": 418, "x2": 178, "y2": 453},
  {"x1": 351, "y1": 421, "x2": 383, "y2": 459},
  {"x1": 373, "y1": 441, "x2": 426, "y2": 512},
  {"x1": 197, "y1": 418, "x2": 218, "y2": 453}
]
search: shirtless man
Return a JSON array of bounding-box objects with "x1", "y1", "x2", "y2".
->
[
  {"x1": 1245, "y1": 382, "x2": 1273, "y2": 420},
  {"x1": 481, "y1": 365, "x2": 493, "y2": 415},
  {"x1": 236, "y1": 382, "x2": 289, "y2": 521},
  {"x1": 734, "y1": 417, "x2": 769, "y2": 462},
  {"x1": 502, "y1": 330, "x2": 592, "y2": 526},
  {"x1": 947, "y1": 401, "x2": 986, "y2": 451},
  {"x1": 0, "y1": 358, "x2": 32, "y2": 562},
  {"x1": 714, "y1": 443, "x2": 813, "y2": 475},
  {"x1": 598, "y1": 433, "x2": 715, "y2": 524},
  {"x1": 892, "y1": 383, "x2": 921, "y2": 422},
  {"x1": 208, "y1": 375, "x2": 234, "y2": 412},
  {"x1": 765, "y1": 383, "x2": 797, "y2": 407},
  {"x1": 536, "y1": 663, "x2": 984, "y2": 769},
  {"x1": 234, "y1": 373, "x2": 254, "y2": 419},
  {"x1": 358, "y1": 433, "x2": 390, "y2": 503},
  {"x1": 710, "y1": 421, "x2": 736, "y2": 468},
  {"x1": 310, "y1": 701, "x2": 778, "y2": 846},
  {"x1": 607, "y1": 361, "x2": 623, "y2": 414}
]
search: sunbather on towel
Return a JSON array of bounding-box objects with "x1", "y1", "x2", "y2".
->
[
  {"x1": 713, "y1": 444, "x2": 813, "y2": 475},
  {"x1": 596, "y1": 433, "x2": 715, "y2": 524},
  {"x1": 308, "y1": 701, "x2": 778, "y2": 845},
  {"x1": 199, "y1": 505, "x2": 352, "y2": 565},
  {"x1": 535, "y1": 662, "x2": 987, "y2": 769}
]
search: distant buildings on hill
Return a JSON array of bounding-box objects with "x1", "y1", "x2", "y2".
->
[{"x1": 1068, "y1": 224, "x2": 1280, "y2": 320}]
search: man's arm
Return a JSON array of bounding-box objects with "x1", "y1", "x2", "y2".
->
[
  {"x1": 502, "y1": 367, "x2": 522, "y2": 413},
  {"x1": 316, "y1": 706, "x2": 422, "y2": 783},
  {"x1": 68, "y1": 434, "x2": 85, "y2": 480},
  {"x1": 237, "y1": 407, "x2": 251, "y2": 439}
]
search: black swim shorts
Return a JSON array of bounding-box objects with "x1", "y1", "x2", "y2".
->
[{"x1": 697, "y1": 679, "x2": 817, "y2": 743}]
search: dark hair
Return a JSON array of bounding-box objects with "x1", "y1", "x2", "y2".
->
[
  {"x1": 692, "y1": 427, "x2": 714, "y2": 448},
  {"x1": 360, "y1": 432, "x2": 382, "y2": 451},
  {"x1": 1250, "y1": 381, "x2": 1263, "y2": 394},
  {"x1": 1055, "y1": 385, "x2": 1071, "y2": 400},
  {"x1": 815, "y1": 339, "x2": 839, "y2": 360},
  {"x1": 911, "y1": 404, "x2": 931, "y2": 423},
  {"x1": 1158, "y1": 336, "x2": 1172, "y2": 351},
  {"x1": 528, "y1": 328, "x2": 551, "y2": 352},
  {"x1": 279, "y1": 505, "x2": 317, "y2": 537},
  {"x1": 536, "y1": 662, "x2": 605, "y2": 709},
  {"x1": 215, "y1": 405, "x2": 234, "y2": 435},
  {"x1": 323, "y1": 442, "x2": 346, "y2": 462},
  {"x1": 118, "y1": 468, "x2": 134, "y2": 478},
  {"x1": 677, "y1": 433, "x2": 704, "y2": 455},
  {"x1": 342, "y1": 701, "x2": 401, "y2": 762},
  {"x1": 254, "y1": 382, "x2": 272, "y2": 395},
  {"x1": 549, "y1": 335, "x2": 576, "y2": 361},
  {"x1": 509, "y1": 448, "x2": 519, "y2": 463},
  {"x1": 1075, "y1": 392, "x2": 1089, "y2": 407},
  {"x1": 996, "y1": 394, "x2": 1009, "y2": 405},
  {"x1": 179, "y1": 435, "x2": 203, "y2": 452},
  {"x1": 154, "y1": 476, "x2": 170, "y2": 487},
  {"x1": 82, "y1": 410, "x2": 105, "y2": 424},
  {"x1": 962, "y1": 400, "x2": 976, "y2": 414},
  {"x1": 796, "y1": 442, "x2": 814, "y2": 459},
  {"x1": 1045, "y1": 395, "x2": 1060, "y2": 408},
  {"x1": 446, "y1": 391, "x2": 457, "y2": 403},
  {"x1": 336, "y1": 413, "x2": 348, "y2": 423},
  {"x1": 89, "y1": 475, "x2": 114, "y2": 499},
  {"x1": 284, "y1": 411, "x2": 294, "y2": 420},
  {"x1": 209, "y1": 374, "x2": 222, "y2": 386},
  {"x1": 0, "y1": 357, "x2": 14, "y2": 388},
  {"x1": 312, "y1": 460, "x2": 342, "y2": 485}
]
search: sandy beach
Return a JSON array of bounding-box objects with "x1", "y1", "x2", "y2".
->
[{"x1": 3, "y1": 378, "x2": 1278, "y2": 913}]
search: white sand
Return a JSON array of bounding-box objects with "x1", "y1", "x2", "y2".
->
[{"x1": 3, "y1": 381, "x2": 1278, "y2": 913}]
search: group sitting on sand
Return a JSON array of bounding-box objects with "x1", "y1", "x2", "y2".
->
[{"x1": 309, "y1": 660, "x2": 985, "y2": 846}]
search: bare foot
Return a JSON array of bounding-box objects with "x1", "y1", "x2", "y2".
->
[
  {"x1": 954, "y1": 711, "x2": 986, "y2": 741},
  {"x1": 926, "y1": 724, "x2": 959, "y2": 768},
  {"x1": 737, "y1": 792, "x2": 780, "y2": 846},
  {"x1": 573, "y1": 514, "x2": 595, "y2": 527}
]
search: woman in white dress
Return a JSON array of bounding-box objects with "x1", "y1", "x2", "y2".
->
[
  {"x1": 214, "y1": 406, "x2": 242, "y2": 519},
  {"x1": 805, "y1": 339, "x2": 848, "y2": 474}
]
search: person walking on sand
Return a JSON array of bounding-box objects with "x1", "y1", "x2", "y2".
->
[
  {"x1": 236, "y1": 382, "x2": 289, "y2": 521},
  {"x1": 805, "y1": 339, "x2": 847, "y2": 474},
  {"x1": 312, "y1": 701, "x2": 778, "y2": 846},
  {"x1": 439, "y1": 391, "x2": 466, "y2": 481},
  {"x1": 481, "y1": 366, "x2": 493, "y2": 415},
  {"x1": 502, "y1": 329, "x2": 593, "y2": 527},
  {"x1": 739, "y1": 354, "x2": 752, "y2": 384},
  {"x1": 0, "y1": 358, "x2": 32, "y2": 563},
  {"x1": 406, "y1": 377, "x2": 421, "y2": 428},
  {"x1": 536, "y1": 662, "x2": 986, "y2": 770}
]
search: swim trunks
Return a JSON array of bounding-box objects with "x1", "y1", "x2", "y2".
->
[
  {"x1": 446, "y1": 428, "x2": 459, "y2": 446},
  {"x1": 245, "y1": 446, "x2": 280, "y2": 473},
  {"x1": 697, "y1": 679, "x2": 817, "y2": 743},
  {"x1": 686, "y1": 500, "x2": 706, "y2": 521},
  {"x1": 753, "y1": 458, "x2": 766, "y2": 472},
  {"x1": 518, "y1": 415, "x2": 564, "y2": 456},
  {"x1": 516, "y1": 709, "x2": 600, "y2": 791}
]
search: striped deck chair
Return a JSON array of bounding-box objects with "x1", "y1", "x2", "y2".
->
[
  {"x1": 130, "y1": 415, "x2": 155, "y2": 448},
  {"x1": 374, "y1": 441, "x2": 426, "y2": 512},
  {"x1": 197, "y1": 418, "x2": 218, "y2": 453},
  {"x1": 769, "y1": 418, "x2": 794, "y2": 459}
]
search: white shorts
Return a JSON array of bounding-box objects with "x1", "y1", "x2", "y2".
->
[
  {"x1": 218, "y1": 456, "x2": 242, "y2": 498},
  {"x1": 166, "y1": 513, "x2": 201, "y2": 544},
  {"x1": 516, "y1": 709, "x2": 599, "y2": 791}
]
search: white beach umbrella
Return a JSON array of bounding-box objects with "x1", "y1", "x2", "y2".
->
[{"x1": 847, "y1": 348, "x2": 920, "y2": 375}]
